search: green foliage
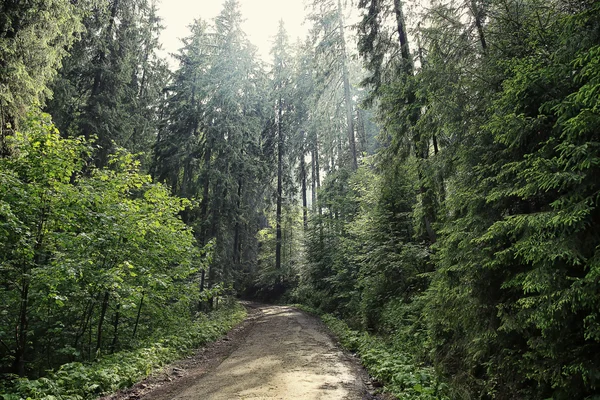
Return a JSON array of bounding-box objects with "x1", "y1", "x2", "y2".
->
[
  {"x1": 152, "y1": 1, "x2": 271, "y2": 297},
  {"x1": 0, "y1": 0, "x2": 85, "y2": 132},
  {"x1": 423, "y1": 2, "x2": 600, "y2": 399},
  {"x1": 296, "y1": 158, "x2": 428, "y2": 329},
  {"x1": 46, "y1": 0, "x2": 169, "y2": 168},
  {"x1": 321, "y1": 314, "x2": 448, "y2": 399},
  {"x1": 316, "y1": 0, "x2": 600, "y2": 399},
  {"x1": 4, "y1": 0, "x2": 600, "y2": 399},
  {"x1": 0, "y1": 112, "x2": 199, "y2": 376},
  {"x1": 252, "y1": 206, "x2": 303, "y2": 301},
  {"x1": 0, "y1": 302, "x2": 246, "y2": 400}
]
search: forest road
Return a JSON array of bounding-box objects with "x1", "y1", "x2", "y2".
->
[{"x1": 139, "y1": 304, "x2": 371, "y2": 400}]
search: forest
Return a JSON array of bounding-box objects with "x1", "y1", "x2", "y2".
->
[{"x1": 0, "y1": 0, "x2": 599, "y2": 399}]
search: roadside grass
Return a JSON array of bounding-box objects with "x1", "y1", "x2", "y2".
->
[
  {"x1": 292, "y1": 304, "x2": 449, "y2": 400},
  {"x1": 1, "y1": 302, "x2": 246, "y2": 400}
]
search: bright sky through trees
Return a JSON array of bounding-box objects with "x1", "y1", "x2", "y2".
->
[{"x1": 157, "y1": 0, "x2": 309, "y2": 62}]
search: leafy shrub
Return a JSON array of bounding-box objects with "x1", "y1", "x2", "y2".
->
[
  {"x1": 321, "y1": 314, "x2": 448, "y2": 399},
  {"x1": 0, "y1": 302, "x2": 246, "y2": 400}
]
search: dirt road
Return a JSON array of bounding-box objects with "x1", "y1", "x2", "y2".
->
[{"x1": 134, "y1": 304, "x2": 371, "y2": 400}]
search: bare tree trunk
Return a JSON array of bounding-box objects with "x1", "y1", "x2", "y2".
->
[
  {"x1": 110, "y1": 303, "x2": 120, "y2": 353},
  {"x1": 356, "y1": 109, "x2": 367, "y2": 155},
  {"x1": 337, "y1": 0, "x2": 358, "y2": 170},
  {"x1": 207, "y1": 174, "x2": 225, "y2": 310},
  {"x1": 74, "y1": 300, "x2": 94, "y2": 353},
  {"x1": 132, "y1": 292, "x2": 144, "y2": 339},
  {"x1": 96, "y1": 291, "x2": 110, "y2": 356},
  {"x1": 276, "y1": 97, "x2": 283, "y2": 275},
  {"x1": 14, "y1": 200, "x2": 48, "y2": 375},
  {"x1": 393, "y1": 0, "x2": 411, "y2": 65},
  {"x1": 200, "y1": 270, "x2": 206, "y2": 293},
  {"x1": 314, "y1": 132, "x2": 322, "y2": 215},
  {"x1": 14, "y1": 282, "x2": 29, "y2": 376},
  {"x1": 416, "y1": 142, "x2": 437, "y2": 244},
  {"x1": 198, "y1": 137, "x2": 212, "y2": 307},
  {"x1": 88, "y1": 308, "x2": 93, "y2": 360},
  {"x1": 470, "y1": 0, "x2": 487, "y2": 51},
  {"x1": 301, "y1": 146, "x2": 308, "y2": 230},
  {"x1": 311, "y1": 145, "x2": 317, "y2": 208},
  {"x1": 233, "y1": 179, "x2": 242, "y2": 267}
]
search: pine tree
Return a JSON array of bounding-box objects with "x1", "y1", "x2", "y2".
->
[
  {"x1": 308, "y1": 0, "x2": 360, "y2": 170},
  {"x1": 425, "y1": 1, "x2": 600, "y2": 397},
  {"x1": 0, "y1": 0, "x2": 84, "y2": 155},
  {"x1": 46, "y1": 0, "x2": 169, "y2": 168},
  {"x1": 153, "y1": 0, "x2": 270, "y2": 300}
]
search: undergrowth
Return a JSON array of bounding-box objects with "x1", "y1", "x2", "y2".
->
[
  {"x1": 293, "y1": 305, "x2": 448, "y2": 400},
  {"x1": 0, "y1": 302, "x2": 246, "y2": 400}
]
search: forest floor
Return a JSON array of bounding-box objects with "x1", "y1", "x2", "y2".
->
[{"x1": 101, "y1": 303, "x2": 384, "y2": 400}]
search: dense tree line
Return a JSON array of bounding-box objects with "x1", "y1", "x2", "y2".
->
[
  {"x1": 294, "y1": 0, "x2": 600, "y2": 398},
  {"x1": 1, "y1": 0, "x2": 599, "y2": 398}
]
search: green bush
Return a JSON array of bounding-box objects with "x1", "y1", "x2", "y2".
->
[
  {"x1": 321, "y1": 314, "x2": 448, "y2": 400},
  {"x1": 0, "y1": 302, "x2": 246, "y2": 400}
]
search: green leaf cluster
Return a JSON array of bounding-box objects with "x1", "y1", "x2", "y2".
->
[{"x1": 0, "y1": 112, "x2": 200, "y2": 376}]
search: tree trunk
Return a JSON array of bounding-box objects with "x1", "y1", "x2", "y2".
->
[
  {"x1": 200, "y1": 270, "x2": 206, "y2": 293},
  {"x1": 314, "y1": 132, "x2": 322, "y2": 215},
  {"x1": 301, "y1": 145, "x2": 308, "y2": 230},
  {"x1": 207, "y1": 174, "x2": 225, "y2": 309},
  {"x1": 132, "y1": 292, "x2": 144, "y2": 339},
  {"x1": 197, "y1": 137, "x2": 212, "y2": 306},
  {"x1": 395, "y1": 0, "x2": 437, "y2": 243},
  {"x1": 311, "y1": 146, "x2": 317, "y2": 208},
  {"x1": 88, "y1": 308, "x2": 93, "y2": 360},
  {"x1": 233, "y1": 178, "x2": 242, "y2": 267},
  {"x1": 275, "y1": 96, "x2": 284, "y2": 275},
  {"x1": 470, "y1": 0, "x2": 487, "y2": 51},
  {"x1": 14, "y1": 201, "x2": 47, "y2": 375},
  {"x1": 416, "y1": 142, "x2": 437, "y2": 244},
  {"x1": 96, "y1": 291, "x2": 110, "y2": 356},
  {"x1": 74, "y1": 300, "x2": 93, "y2": 353},
  {"x1": 393, "y1": 0, "x2": 411, "y2": 65},
  {"x1": 14, "y1": 282, "x2": 29, "y2": 376},
  {"x1": 199, "y1": 142, "x2": 213, "y2": 241},
  {"x1": 356, "y1": 109, "x2": 366, "y2": 155},
  {"x1": 110, "y1": 303, "x2": 120, "y2": 353},
  {"x1": 337, "y1": 0, "x2": 358, "y2": 170}
]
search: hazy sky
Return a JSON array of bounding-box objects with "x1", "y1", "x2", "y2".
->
[{"x1": 156, "y1": 0, "x2": 310, "y2": 63}]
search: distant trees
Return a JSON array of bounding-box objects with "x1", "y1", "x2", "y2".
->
[
  {"x1": 308, "y1": 0, "x2": 361, "y2": 171},
  {"x1": 153, "y1": 0, "x2": 271, "y2": 301},
  {"x1": 290, "y1": 0, "x2": 600, "y2": 398},
  {"x1": 271, "y1": 21, "x2": 293, "y2": 280}
]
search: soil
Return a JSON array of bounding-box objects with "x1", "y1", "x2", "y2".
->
[{"x1": 102, "y1": 303, "x2": 386, "y2": 400}]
